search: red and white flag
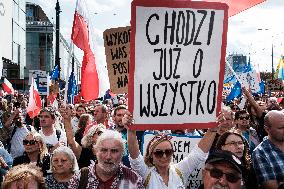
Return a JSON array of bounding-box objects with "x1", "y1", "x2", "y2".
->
[
  {"x1": 2, "y1": 78, "x2": 14, "y2": 94},
  {"x1": 71, "y1": 0, "x2": 99, "y2": 101},
  {"x1": 27, "y1": 78, "x2": 42, "y2": 119}
]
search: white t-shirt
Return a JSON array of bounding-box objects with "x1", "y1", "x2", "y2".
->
[{"x1": 39, "y1": 128, "x2": 67, "y2": 147}]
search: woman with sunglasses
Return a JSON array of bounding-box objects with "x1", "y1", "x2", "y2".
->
[
  {"x1": 123, "y1": 112, "x2": 218, "y2": 189},
  {"x1": 60, "y1": 107, "x2": 106, "y2": 168},
  {"x1": 215, "y1": 130, "x2": 258, "y2": 189},
  {"x1": 13, "y1": 131, "x2": 51, "y2": 176}
]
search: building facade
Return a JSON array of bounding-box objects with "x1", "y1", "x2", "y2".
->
[{"x1": 0, "y1": 0, "x2": 26, "y2": 90}]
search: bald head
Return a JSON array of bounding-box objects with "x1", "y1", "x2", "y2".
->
[
  {"x1": 264, "y1": 110, "x2": 284, "y2": 128},
  {"x1": 264, "y1": 110, "x2": 284, "y2": 143}
]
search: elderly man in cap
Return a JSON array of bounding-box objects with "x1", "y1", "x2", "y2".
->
[{"x1": 200, "y1": 150, "x2": 243, "y2": 189}]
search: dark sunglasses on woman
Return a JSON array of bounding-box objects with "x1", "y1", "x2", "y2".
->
[
  {"x1": 153, "y1": 149, "x2": 174, "y2": 158},
  {"x1": 23, "y1": 139, "x2": 37, "y2": 145}
]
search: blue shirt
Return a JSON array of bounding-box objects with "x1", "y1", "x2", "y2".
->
[{"x1": 252, "y1": 138, "x2": 284, "y2": 184}]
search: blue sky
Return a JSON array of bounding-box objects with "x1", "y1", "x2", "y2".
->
[{"x1": 30, "y1": 0, "x2": 284, "y2": 72}]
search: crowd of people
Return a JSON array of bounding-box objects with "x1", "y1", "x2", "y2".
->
[{"x1": 0, "y1": 87, "x2": 283, "y2": 189}]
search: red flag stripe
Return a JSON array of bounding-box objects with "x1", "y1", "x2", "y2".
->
[
  {"x1": 204, "y1": 0, "x2": 266, "y2": 17},
  {"x1": 71, "y1": 0, "x2": 99, "y2": 101}
]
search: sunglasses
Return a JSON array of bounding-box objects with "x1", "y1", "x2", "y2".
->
[
  {"x1": 238, "y1": 116, "x2": 249, "y2": 120},
  {"x1": 153, "y1": 149, "x2": 174, "y2": 158},
  {"x1": 205, "y1": 167, "x2": 241, "y2": 183},
  {"x1": 23, "y1": 139, "x2": 37, "y2": 145}
]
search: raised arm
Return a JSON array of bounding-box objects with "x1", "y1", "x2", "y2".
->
[
  {"x1": 123, "y1": 112, "x2": 140, "y2": 159},
  {"x1": 197, "y1": 128, "x2": 217, "y2": 153},
  {"x1": 242, "y1": 87, "x2": 264, "y2": 118},
  {"x1": 4, "y1": 108, "x2": 20, "y2": 129},
  {"x1": 60, "y1": 107, "x2": 82, "y2": 159}
]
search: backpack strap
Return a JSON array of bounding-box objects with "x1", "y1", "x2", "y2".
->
[
  {"x1": 7, "y1": 126, "x2": 17, "y2": 152},
  {"x1": 55, "y1": 129, "x2": 61, "y2": 141},
  {"x1": 79, "y1": 167, "x2": 89, "y2": 188}
]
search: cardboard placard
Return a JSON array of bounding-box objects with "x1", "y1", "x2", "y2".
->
[
  {"x1": 129, "y1": 0, "x2": 228, "y2": 130},
  {"x1": 142, "y1": 133, "x2": 203, "y2": 188},
  {"x1": 267, "y1": 79, "x2": 283, "y2": 91},
  {"x1": 103, "y1": 26, "x2": 131, "y2": 94}
]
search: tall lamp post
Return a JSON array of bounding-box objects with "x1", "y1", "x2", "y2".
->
[
  {"x1": 257, "y1": 28, "x2": 274, "y2": 80},
  {"x1": 55, "y1": 0, "x2": 61, "y2": 81}
]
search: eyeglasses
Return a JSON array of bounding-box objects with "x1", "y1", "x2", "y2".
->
[
  {"x1": 205, "y1": 167, "x2": 241, "y2": 183},
  {"x1": 23, "y1": 139, "x2": 37, "y2": 145},
  {"x1": 238, "y1": 116, "x2": 249, "y2": 120},
  {"x1": 224, "y1": 141, "x2": 244, "y2": 147},
  {"x1": 153, "y1": 149, "x2": 174, "y2": 158}
]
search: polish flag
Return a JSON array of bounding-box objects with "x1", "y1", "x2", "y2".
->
[
  {"x1": 71, "y1": 0, "x2": 99, "y2": 101},
  {"x1": 2, "y1": 78, "x2": 14, "y2": 94},
  {"x1": 27, "y1": 78, "x2": 42, "y2": 119},
  {"x1": 203, "y1": 0, "x2": 266, "y2": 17}
]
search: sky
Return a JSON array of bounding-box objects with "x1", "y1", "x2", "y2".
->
[{"x1": 30, "y1": 0, "x2": 284, "y2": 73}]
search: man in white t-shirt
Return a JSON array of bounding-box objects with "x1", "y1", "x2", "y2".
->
[{"x1": 39, "y1": 107, "x2": 67, "y2": 152}]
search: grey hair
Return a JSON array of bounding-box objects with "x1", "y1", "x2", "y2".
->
[
  {"x1": 81, "y1": 123, "x2": 106, "y2": 148},
  {"x1": 52, "y1": 146, "x2": 79, "y2": 173},
  {"x1": 93, "y1": 130, "x2": 125, "y2": 152}
]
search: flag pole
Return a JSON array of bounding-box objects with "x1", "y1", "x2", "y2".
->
[
  {"x1": 63, "y1": 0, "x2": 78, "y2": 105},
  {"x1": 63, "y1": 43, "x2": 74, "y2": 105}
]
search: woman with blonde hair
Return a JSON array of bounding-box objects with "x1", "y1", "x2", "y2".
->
[
  {"x1": 13, "y1": 131, "x2": 50, "y2": 175},
  {"x1": 124, "y1": 111, "x2": 219, "y2": 189},
  {"x1": 2, "y1": 163, "x2": 46, "y2": 189}
]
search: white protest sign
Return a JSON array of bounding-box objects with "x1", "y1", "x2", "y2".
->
[
  {"x1": 142, "y1": 132, "x2": 203, "y2": 188},
  {"x1": 29, "y1": 70, "x2": 47, "y2": 95},
  {"x1": 129, "y1": 0, "x2": 228, "y2": 130}
]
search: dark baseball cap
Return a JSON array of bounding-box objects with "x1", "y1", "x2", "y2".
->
[{"x1": 206, "y1": 150, "x2": 243, "y2": 174}]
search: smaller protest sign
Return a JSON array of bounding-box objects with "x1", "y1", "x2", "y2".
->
[
  {"x1": 142, "y1": 132, "x2": 203, "y2": 189},
  {"x1": 29, "y1": 70, "x2": 47, "y2": 95},
  {"x1": 103, "y1": 26, "x2": 131, "y2": 94},
  {"x1": 267, "y1": 79, "x2": 283, "y2": 91}
]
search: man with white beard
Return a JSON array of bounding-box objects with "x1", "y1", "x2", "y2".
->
[{"x1": 68, "y1": 130, "x2": 143, "y2": 189}]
